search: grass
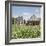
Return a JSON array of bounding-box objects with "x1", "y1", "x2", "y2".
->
[{"x1": 11, "y1": 24, "x2": 41, "y2": 39}]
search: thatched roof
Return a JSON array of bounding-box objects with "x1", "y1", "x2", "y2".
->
[
  {"x1": 29, "y1": 15, "x2": 41, "y2": 21},
  {"x1": 15, "y1": 16, "x2": 23, "y2": 22}
]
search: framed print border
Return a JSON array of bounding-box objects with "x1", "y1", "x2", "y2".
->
[{"x1": 5, "y1": 1, "x2": 45, "y2": 45}]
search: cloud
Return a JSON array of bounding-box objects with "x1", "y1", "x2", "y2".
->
[
  {"x1": 34, "y1": 9, "x2": 40, "y2": 18},
  {"x1": 22, "y1": 12, "x2": 32, "y2": 20},
  {"x1": 12, "y1": 15, "x2": 18, "y2": 18},
  {"x1": 12, "y1": 11, "x2": 41, "y2": 21},
  {"x1": 23, "y1": 12, "x2": 30, "y2": 15},
  {"x1": 35, "y1": 9, "x2": 39, "y2": 13}
]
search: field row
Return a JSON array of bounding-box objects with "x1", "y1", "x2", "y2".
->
[{"x1": 11, "y1": 24, "x2": 41, "y2": 39}]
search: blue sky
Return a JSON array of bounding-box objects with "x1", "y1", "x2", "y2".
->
[{"x1": 12, "y1": 6, "x2": 41, "y2": 20}]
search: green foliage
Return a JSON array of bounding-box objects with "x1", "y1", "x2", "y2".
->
[{"x1": 11, "y1": 24, "x2": 41, "y2": 39}]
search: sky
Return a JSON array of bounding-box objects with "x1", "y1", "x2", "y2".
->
[{"x1": 12, "y1": 6, "x2": 41, "y2": 20}]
